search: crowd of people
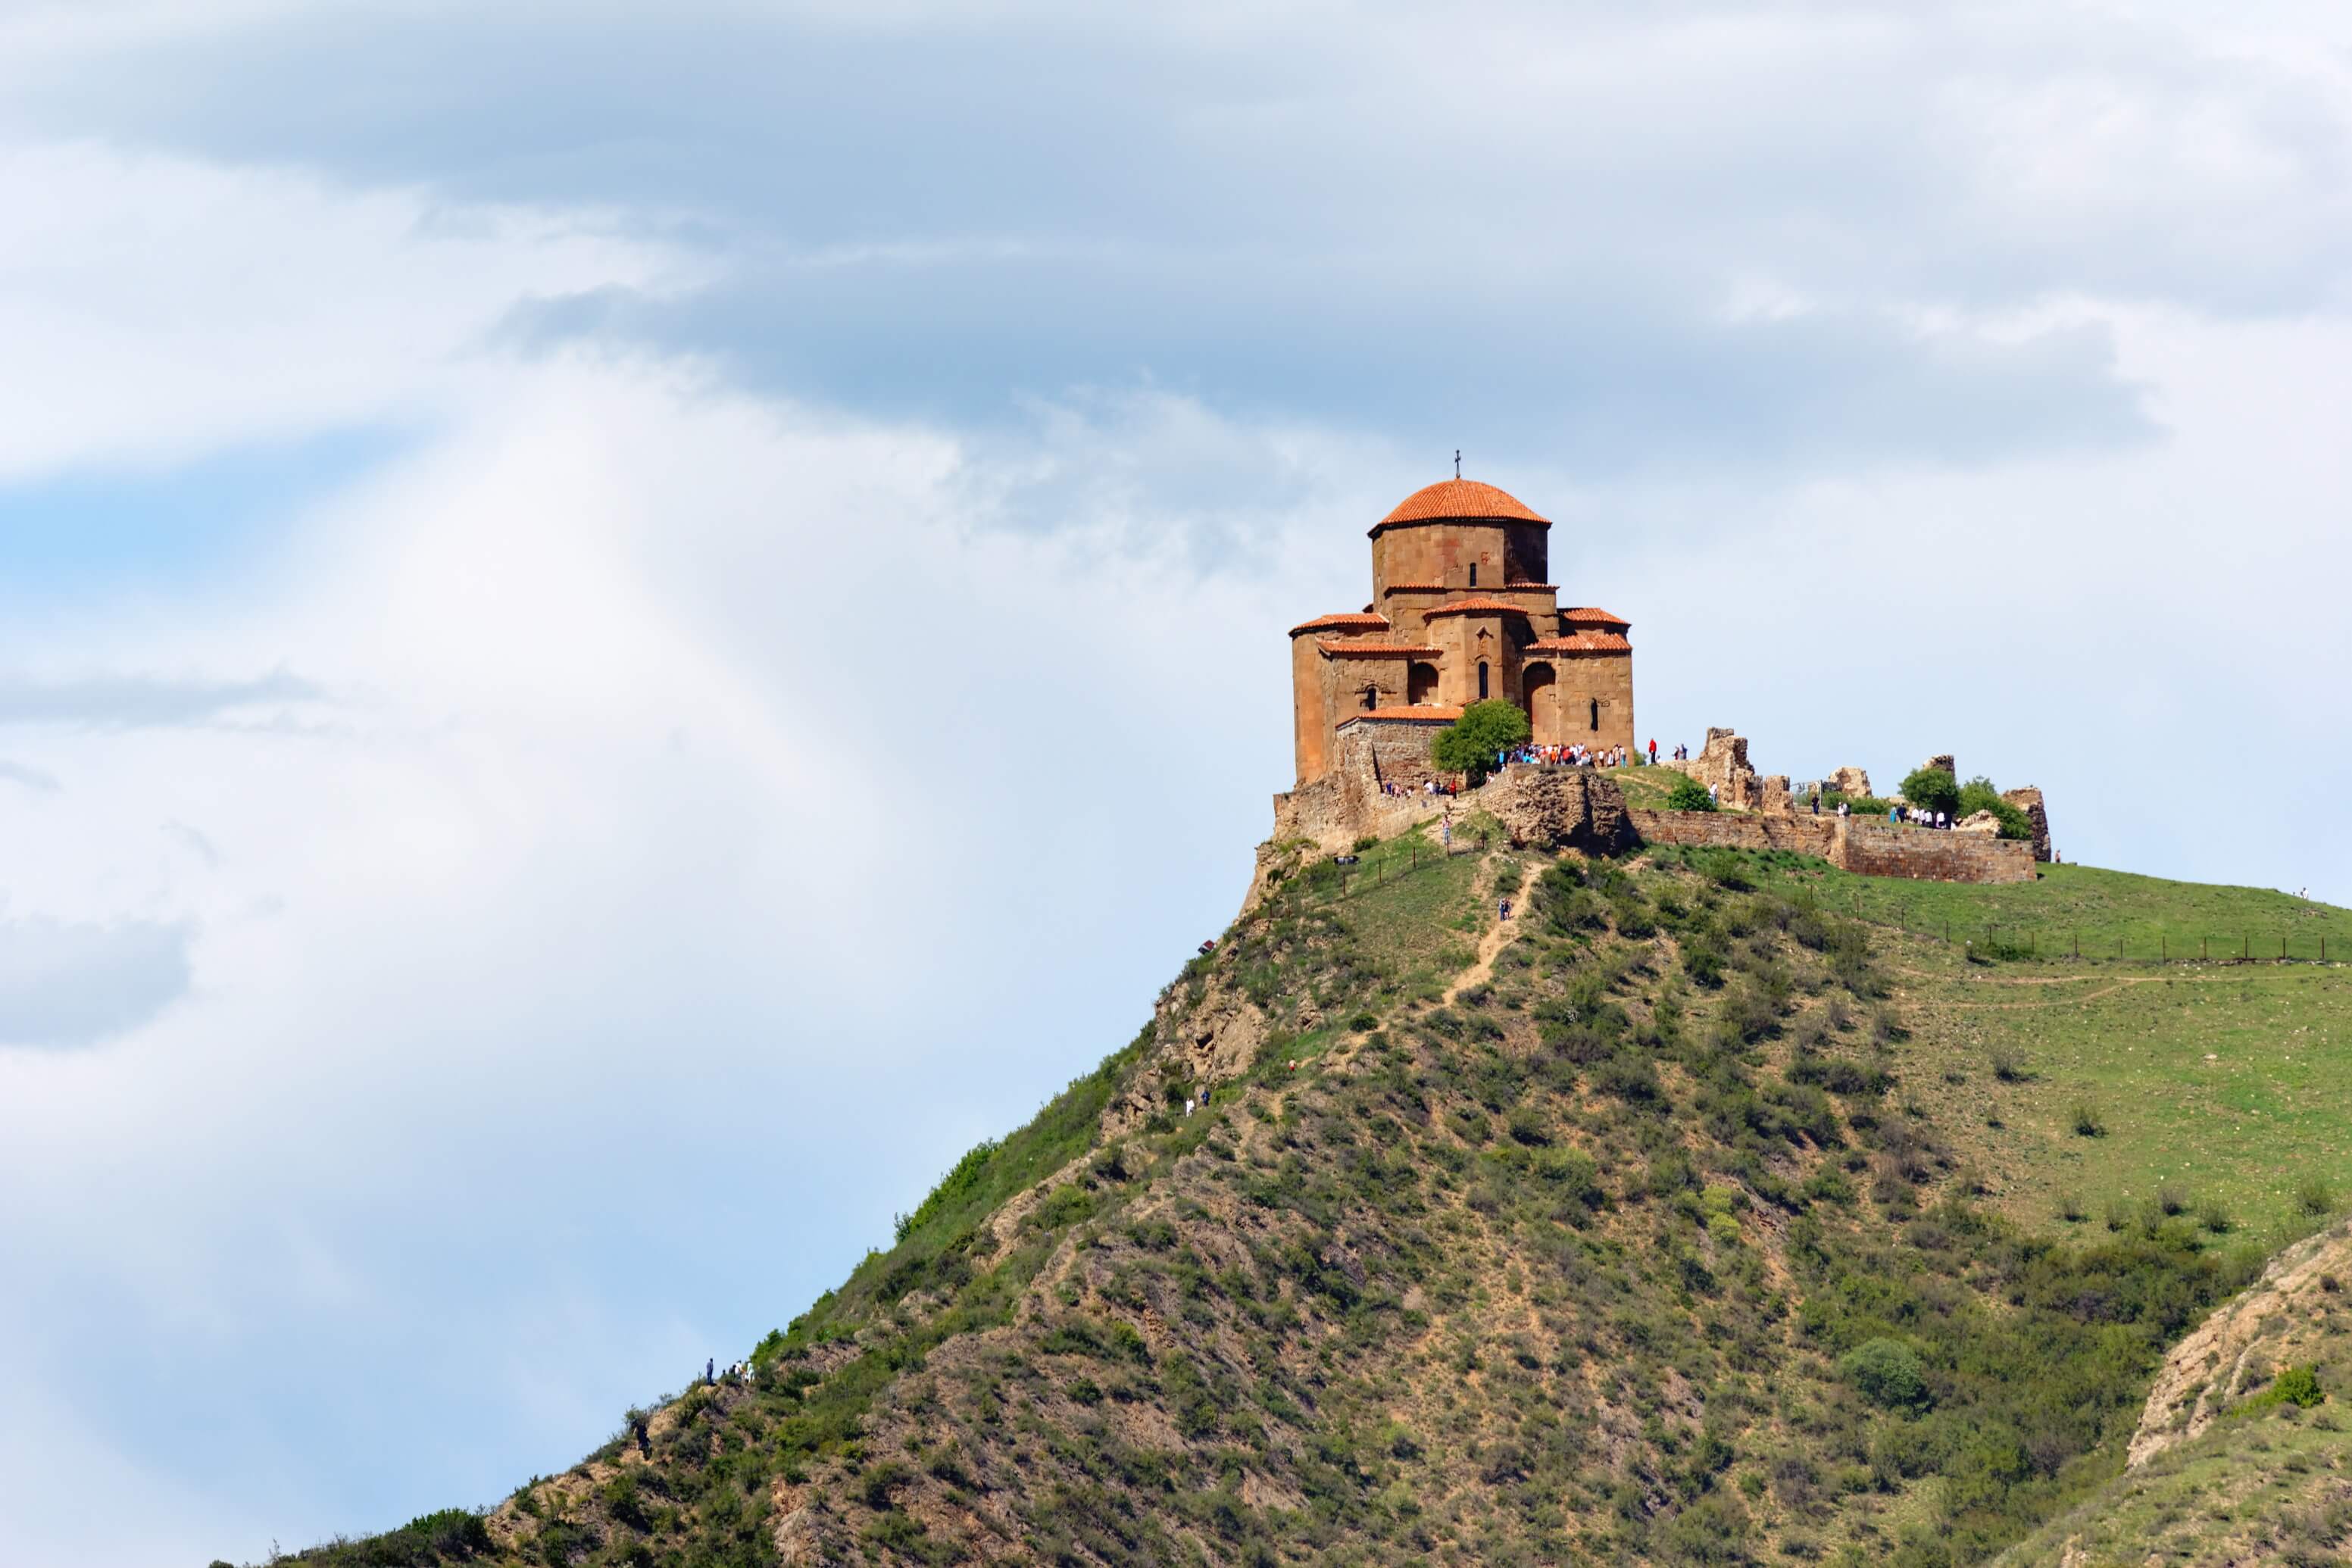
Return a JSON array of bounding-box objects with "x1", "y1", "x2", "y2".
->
[
  {"x1": 1501, "y1": 742, "x2": 1632, "y2": 769},
  {"x1": 1381, "y1": 776, "x2": 1461, "y2": 797}
]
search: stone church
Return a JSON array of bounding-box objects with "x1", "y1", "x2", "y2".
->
[{"x1": 1288, "y1": 478, "x2": 1634, "y2": 787}]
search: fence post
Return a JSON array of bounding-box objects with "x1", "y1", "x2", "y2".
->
[
  {"x1": 2073, "y1": 931, "x2": 2079, "y2": 959},
  {"x1": 2242, "y1": 934, "x2": 2248, "y2": 960},
  {"x1": 2162, "y1": 935, "x2": 2166, "y2": 962},
  {"x1": 2202, "y1": 936, "x2": 2207, "y2": 961}
]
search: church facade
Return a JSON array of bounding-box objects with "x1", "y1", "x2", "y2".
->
[{"x1": 1288, "y1": 478, "x2": 1634, "y2": 786}]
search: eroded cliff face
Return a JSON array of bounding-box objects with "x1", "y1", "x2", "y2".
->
[{"x1": 2128, "y1": 1219, "x2": 2352, "y2": 1467}]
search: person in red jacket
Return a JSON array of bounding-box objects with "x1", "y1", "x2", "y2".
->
[{"x1": 1648, "y1": 738, "x2": 1658, "y2": 764}]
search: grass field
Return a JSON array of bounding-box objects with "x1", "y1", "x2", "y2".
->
[
  {"x1": 1693, "y1": 854, "x2": 2352, "y2": 1250},
  {"x1": 1601, "y1": 761, "x2": 1691, "y2": 810},
  {"x1": 2000, "y1": 1407, "x2": 2352, "y2": 1566},
  {"x1": 1768, "y1": 860, "x2": 2352, "y2": 963}
]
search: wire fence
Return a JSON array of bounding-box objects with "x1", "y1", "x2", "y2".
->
[
  {"x1": 1294, "y1": 832, "x2": 1490, "y2": 906},
  {"x1": 1861, "y1": 904, "x2": 2341, "y2": 966}
]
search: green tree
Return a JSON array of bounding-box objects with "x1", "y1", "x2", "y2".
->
[
  {"x1": 1666, "y1": 776, "x2": 1717, "y2": 812},
  {"x1": 1432, "y1": 700, "x2": 1532, "y2": 784},
  {"x1": 1956, "y1": 776, "x2": 2034, "y2": 839},
  {"x1": 1900, "y1": 767, "x2": 1962, "y2": 818}
]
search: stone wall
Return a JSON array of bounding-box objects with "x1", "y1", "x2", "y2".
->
[
  {"x1": 1629, "y1": 809, "x2": 1839, "y2": 858},
  {"x1": 1536, "y1": 651, "x2": 1635, "y2": 755},
  {"x1": 1347, "y1": 716, "x2": 1457, "y2": 792},
  {"x1": 2001, "y1": 786, "x2": 2052, "y2": 863},
  {"x1": 1687, "y1": 728, "x2": 1763, "y2": 810},
  {"x1": 1268, "y1": 721, "x2": 1453, "y2": 857},
  {"x1": 1835, "y1": 818, "x2": 2035, "y2": 883},
  {"x1": 1627, "y1": 808, "x2": 2036, "y2": 885}
]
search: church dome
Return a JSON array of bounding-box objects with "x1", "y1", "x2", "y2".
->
[{"x1": 1374, "y1": 478, "x2": 1550, "y2": 530}]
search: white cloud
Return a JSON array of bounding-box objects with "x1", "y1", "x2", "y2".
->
[{"x1": 0, "y1": 140, "x2": 697, "y2": 481}]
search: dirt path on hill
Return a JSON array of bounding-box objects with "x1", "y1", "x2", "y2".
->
[
  {"x1": 1442, "y1": 857, "x2": 1523, "y2": 1005},
  {"x1": 1893, "y1": 966, "x2": 2310, "y2": 1010}
]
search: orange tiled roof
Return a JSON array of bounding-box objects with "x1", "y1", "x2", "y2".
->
[
  {"x1": 1319, "y1": 642, "x2": 1440, "y2": 658},
  {"x1": 1288, "y1": 612, "x2": 1392, "y2": 636},
  {"x1": 1376, "y1": 479, "x2": 1549, "y2": 529},
  {"x1": 1561, "y1": 606, "x2": 1630, "y2": 626},
  {"x1": 1528, "y1": 632, "x2": 1632, "y2": 653},
  {"x1": 1381, "y1": 582, "x2": 1450, "y2": 593},
  {"x1": 1338, "y1": 706, "x2": 1463, "y2": 725},
  {"x1": 1499, "y1": 582, "x2": 1558, "y2": 592},
  {"x1": 1423, "y1": 597, "x2": 1532, "y2": 617}
]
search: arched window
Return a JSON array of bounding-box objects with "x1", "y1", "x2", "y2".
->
[
  {"x1": 1363, "y1": 685, "x2": 1378, "y2": 711},
  {"x1": 1468, "y1": 562, "x2": 1478, "y2": 588},
  {"x1": 1589, "y1": 698, "x2": 1600, "y2": 732},
  {"x1": 1479, "y1": 661, "x2": 1490, "y2": 700}
]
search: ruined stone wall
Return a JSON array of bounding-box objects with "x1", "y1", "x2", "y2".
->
[
  {"x1": 1269, "y1": 721, "x2": 1454, "y2": 857},
  {"x1": 1626, "y1": 809, "x2": 2036, "y2": 885},
  {"x1": 2001, "y1": 787, "x2": 2053, "y2": 863},
  {"x1": 1628, "y1": 810, "x2": 1841, "y2": 858},
  {"x1": 1348, "y1": 717, "x2": 1454, "y2": 790},
  {"x1": 1685, "y1": 728, "x2": 1760, "y2": 807},
  {"x1": 1835, "y1": 819, "x2": 2035, "y2": 884}
]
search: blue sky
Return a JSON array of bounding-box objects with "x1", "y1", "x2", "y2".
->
[{"x1": 2, "y1": 3, "x2": 2350, "y2": 1562}]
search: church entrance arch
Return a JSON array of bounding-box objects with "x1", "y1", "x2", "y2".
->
[
  {"x1": 1522, "y1": 664, "x2": 1557, "y2": 744},
  {"x1": 1407, "y1": 661, "x2": 1439, "y2": 706}
]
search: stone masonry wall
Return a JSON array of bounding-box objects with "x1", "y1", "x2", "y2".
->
[
  {"x1": 1629, "y1": 810, "x2": 1840, "y2": 858},
  {"x1": 1269, "y1": 721, "x2": 1453, "y2": 857},
  {"x1": 1627, "y1": 809, "x2": 2035, "y2": 885},
  {"x1": 1836, "y1": 818, "x2": 2035, "y2": 883}
]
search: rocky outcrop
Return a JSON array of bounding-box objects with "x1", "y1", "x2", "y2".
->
[
  {"x1": 1954, "y1": 810, "x2": 2003, "y2": 836},
  {"x1": 2127, "y1": 1220, "x2": 2352, "y2": 1468},
  {"x1": 1482, "y1": 765, "x2": 1635, "y2": 854},
  {"x1": 1921, "y1": 753, "x2": 1957, "y2": 779},
  {"x1": 1102, "y1": 978, "x2": 1275, "y2": 1142},
  {"x1": 1827, "y1": 765, "x2": 1873, "y2": 798},
  {"x1": 2002, "y1": 786, "x2": 2052, "y2": 863}
]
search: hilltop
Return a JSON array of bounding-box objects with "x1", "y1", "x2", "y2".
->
[{"x1": 258, "y1": 828, "x2": 2352, "y2": 1568}]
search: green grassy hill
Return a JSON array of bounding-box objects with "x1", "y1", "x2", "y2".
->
[{"x1": 259, "y1": 835, "x2": 2352, "y2": 1568}]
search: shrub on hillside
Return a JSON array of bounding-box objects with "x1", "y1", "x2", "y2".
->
[
  {"x1": 1900, "y1": 767, "x2": 1963, "y2": 818},
  {"x1": 1666, "y1": 776, "x2": 1717, "y2": 812},
  {"x1": 1432, "y1": 700, "x2": 1532, "y2": 783},
  {"x1": 2268, "y1": 1366, "x2": 2325, "y2": 1410},
  {"x1": 1841, "y1": 1337, "x2": 1932, "y2": 1412}
]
